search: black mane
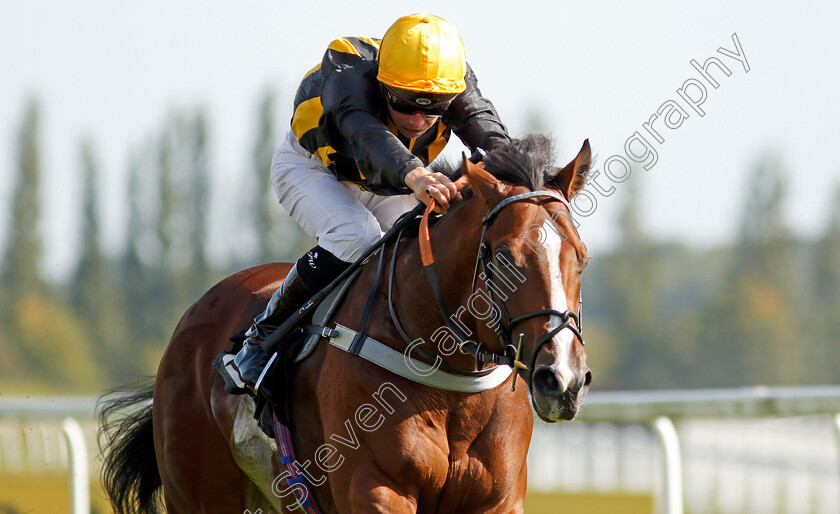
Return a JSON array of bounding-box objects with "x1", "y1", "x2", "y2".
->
[
  {"x1": 432, "y1": 134, "x2": 558, "y2": 192},
  {"x1": 482, "y1": 134, "x2": 557, "y2": 190}
]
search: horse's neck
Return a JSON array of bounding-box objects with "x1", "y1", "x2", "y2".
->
[{"x1": 395, "y1": 200, "x2": 493, "y2": 369}]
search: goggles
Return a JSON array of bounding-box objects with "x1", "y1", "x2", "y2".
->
[{"x1": 384, "y1": 86, "x2": 458, "y2": 118}]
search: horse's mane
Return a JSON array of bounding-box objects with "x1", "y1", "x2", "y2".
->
[
  {"x1": 408, "y1": 133, "x2": 565, "y2": 237},
  {"x1": 432, "y1": 134, "x2": 559, "y2": 194}
]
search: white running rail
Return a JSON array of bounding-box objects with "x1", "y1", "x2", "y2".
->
[
  {"x1": 0, "y1": 396, "x2": 98, "y2": 514},
  {"x1": 1, "y1": 387, "x2": 839, "y2": 514},
  {"x1": 567, "y1": 386, "x2": 840, "y2": 514}
]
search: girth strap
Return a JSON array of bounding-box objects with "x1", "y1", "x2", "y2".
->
[{"x1": 328, "y1": 323, "x2": 512, "y2": 393}]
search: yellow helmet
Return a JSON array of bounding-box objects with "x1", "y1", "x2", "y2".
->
[{"x1": 377, "y1": 13, "x2": 467, "y2": 94}]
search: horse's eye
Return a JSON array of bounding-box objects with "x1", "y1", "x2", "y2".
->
[{"x1": 494, "y1": 248, "x2": 516, "y2": 270}]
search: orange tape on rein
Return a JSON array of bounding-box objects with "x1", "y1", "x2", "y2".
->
[{"x1": 419, "y1": 175, "x2": 471, "y2": 267}]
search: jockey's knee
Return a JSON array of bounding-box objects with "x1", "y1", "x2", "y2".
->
[
  {"x1": 320, "y1": 216, "x2": 382, "y2": 263},
  {"x1": 295, "y1": 245, "x2": 351, "y2": 292}
]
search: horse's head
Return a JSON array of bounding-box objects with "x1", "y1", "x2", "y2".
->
[{"x1": 463, "y1": 137, "x2": 592, "y2": 422}]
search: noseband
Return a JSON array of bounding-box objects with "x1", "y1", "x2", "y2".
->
[{"x1": 419, "y1": 188, "x2": 585, "y2": 388}]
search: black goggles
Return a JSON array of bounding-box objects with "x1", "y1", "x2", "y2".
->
[{"x1": 384, "y1": 86, "x2": 458, "y2": 118}]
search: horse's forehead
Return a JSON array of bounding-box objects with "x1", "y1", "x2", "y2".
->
[{"x1": 497, "y1": 200, "x2": 581, "y2": 262}]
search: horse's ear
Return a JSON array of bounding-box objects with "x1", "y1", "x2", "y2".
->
[
  {"x1": 463, "y1": 154, "x2": 504, "y2": 205},
  {"x1": 550, "y1": 139, "x2": 591, "y2": 198}
]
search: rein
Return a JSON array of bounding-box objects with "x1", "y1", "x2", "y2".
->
[
  {"x1": 262, "y1": 158, "x2": 585, "y2": 394},
  {"x1": 417, "y1": 176, "x2": 585, "y2": 389}
]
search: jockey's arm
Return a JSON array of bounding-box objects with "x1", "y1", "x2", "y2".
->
[
  {"x1": 319, "y1": 70, "x2": 460, "y2": 211},
  {"x1": 319, "y1": 70, "x2": 424, "y2": 192}
]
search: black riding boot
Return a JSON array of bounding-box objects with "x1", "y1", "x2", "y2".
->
[
  {"x1": 233, "y1": 263, "x2": 313, "y2": 395},
  {"x1": 232, "y1": 246, "x2": 351, "y2": 397}
]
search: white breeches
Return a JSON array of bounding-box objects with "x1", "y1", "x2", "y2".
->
[{"x1": 270, "y1": 131, "x2": 418, "y2": 263}]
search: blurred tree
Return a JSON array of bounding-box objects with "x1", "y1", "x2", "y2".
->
[
  {"x1": 696, "y1": 152, "x2": 800, "y2": 385},
  {"x1": 148, "y1": 122, "x2": 181, "y2": 342},
  {"x1": 810, "y1": 182, "x2": 840, "y2": 381},
  {"x1": 157, "y1": 125, "x2": 176, "y2": 269},
  {"x1": 72, "y1": 140, "x2": 105, "y2": 306},
  {"x1": 70, "y1": 140, "x2": 127, "y2": 381},
  {"x1": 252, "y1": 90, "x2": 279, "y2": 264},
  {"x1": 599, "y1": 177, "x2": 680, "y2": 388},
  {"x1": 121, "y1": 150, "x2": 147, "y2": 321},
  {"x1": 585, "y1": 174, "x2": 688, "y2": 388},
  {"x1": 0, "y1": 99, "x2": 44, "y2": 382},
  {"x1": 7, "y1": 293, "x2": 103, "y2": 390},
  {"x1": 184, "y1": 110, "x2": 212, "y2": 299},
  {"x1": 1, "y1": 98, "x2": 44, "y2": 298},
  {"x1": 115, "y1": 123, "x2": 182, "y2": 374},
  {"x1": 118, "y1": 148, "x2": 162, "y2": 376},
  {"x1": 737, "y1": 154, "x2": 795, "y2": 290},
  {"x1": 0, "y1": 100, "x2": 103, "y2": 391},
  {"x1": 117, "y1": 113, "x2": 221, "y2": 378}
]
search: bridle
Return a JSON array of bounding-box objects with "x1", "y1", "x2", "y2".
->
[
  {"x1": 259, "y1": 172, "x2": 583, "y2": 391},
  {"x1": 417, "y1": 183, "x2": 585, "y2": 389}
]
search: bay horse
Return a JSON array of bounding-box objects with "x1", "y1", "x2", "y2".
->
[{"x1": 99, "y1": 135, "x2": 593, "y2": 513}]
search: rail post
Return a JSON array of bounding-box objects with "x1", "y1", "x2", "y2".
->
[
  {"x1": 652, "y1": 416, "x2": 683, "y2": 514},
  {"x1": 833, "y1": 413, "x2": 840, "y2": 450},
  {"x1": 61, "y1": 417, "x2": 90, "y2": 514},
  {"x1": 834, "y1": 413, "x2": 840, "y2": 508}
]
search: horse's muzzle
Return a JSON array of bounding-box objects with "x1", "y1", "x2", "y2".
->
[{"x1": 531, "y1": 364, "x2": 592, "y2": 422}]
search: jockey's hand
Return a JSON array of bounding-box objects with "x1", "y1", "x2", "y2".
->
[{"x1": 405, "y1": 167, "x2": 463, "y2": 214}]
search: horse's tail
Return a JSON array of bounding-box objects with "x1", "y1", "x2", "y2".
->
[{"x1": 97, "y1": 378, "x2": 162, "y2": 514}]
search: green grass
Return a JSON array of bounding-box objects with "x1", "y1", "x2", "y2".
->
[
  {"x1": 0, "y1": 473, "x2": 112, "y2": 513},
  {"x1": 524, "y1": 490, "x2": 654, "y2": 513},
  {"x1": 0, "y1": 474, "x2": 654, "y2": 513}
]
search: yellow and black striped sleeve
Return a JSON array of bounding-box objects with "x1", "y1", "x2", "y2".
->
[{"x1": 291, "y1": 37, "x2": 423, "y2": 194}]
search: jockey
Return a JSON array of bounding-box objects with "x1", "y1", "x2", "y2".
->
[{"x1": 232, "y1": 13, "x2": 510, "y2": 392}]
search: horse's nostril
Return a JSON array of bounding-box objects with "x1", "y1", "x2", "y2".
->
[
  {"x1": 533, "y1": 368, "x2": 561, "y2": 397},
  {"x1": 584, "y1": 370, "x2": 593, "y2": 387}
]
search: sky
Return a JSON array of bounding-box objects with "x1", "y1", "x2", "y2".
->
[{"x1": 2, "y1": 1, "x2": 840, "y2": 281}]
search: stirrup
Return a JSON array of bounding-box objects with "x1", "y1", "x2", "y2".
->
[{"x1": 253, "y1": 352, "x2": 278, "y2": 400}]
